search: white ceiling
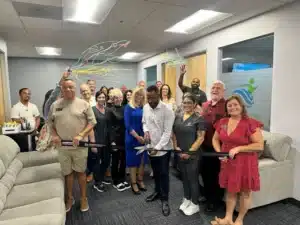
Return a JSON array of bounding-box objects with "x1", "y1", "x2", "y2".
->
[{"x1": 0, "y1": 0, "x2": 294, "y2": 62}]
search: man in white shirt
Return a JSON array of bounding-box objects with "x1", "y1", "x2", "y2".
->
[
  {"x1": 142, "y1": 85, "x2": 175, "y2": 216},
  {"x1": 80, "y1": 83, "x2": 96, "y2": 107},
  {"x1": 11, "y1": 88, "x2": 40, "y2": 130}
]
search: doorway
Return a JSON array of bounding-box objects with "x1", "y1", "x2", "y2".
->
[
  {"x1": 0, "y1": 52, "x2": 6, "y2": 125},
  {"x1": 145, "y1": 65, "x2": 157, "y2": 87}
]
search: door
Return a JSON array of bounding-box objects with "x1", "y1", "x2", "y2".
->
[
  {"x1": 185, "y1": 53, "x2": 207, "y2": 92},
  {"x1": 162, "y1": 63, "x2": 177, "y2": 99},
  {"x1": 0, "y1": 52, "x2": 5, "y2": 125},
  {"x1": 145, "y1": 66, "x2": 157, "y2": 87}
]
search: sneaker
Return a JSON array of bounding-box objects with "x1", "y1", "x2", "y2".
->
[
  {"x1": 93, "y1": 183, "x2": 107, "y2": 192},
  {"x1": 179, "y1": 198, "x2": 191, "y2": 211},
  {"x1": 80, "y1": 198, "x2": 89, "y2": 212},
  {"x1": 113, "y1": 183, "x2": 126, "y2": 192},
  {"x1": 65, "y1": 197, "x2": 75, "y2": 212},
  {"x1": 122, "y1": 181, "x2": 131, "y2": 190},
  {"x1": 102, "y1": 179, "x2": 111, "y2": 185},
  {"x1": 183, "y1": 202, "x2": 199, "y2": 216}
]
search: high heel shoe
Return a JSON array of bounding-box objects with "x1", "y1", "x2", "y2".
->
[
  {"x1": 137, "y1": 180, "x2": 147, "y2": 192},
  {"x1": 131, "y1": 183, "x2": 141, "y2": 195}
]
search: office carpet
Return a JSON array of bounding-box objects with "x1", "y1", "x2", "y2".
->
[{"x1": 66, "y1": 170, "x2": 300, "y2": 225}]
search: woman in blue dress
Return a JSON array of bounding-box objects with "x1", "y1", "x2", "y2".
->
[{"x1": 124, "y1": 87, "x2": 148, "y2": 195}]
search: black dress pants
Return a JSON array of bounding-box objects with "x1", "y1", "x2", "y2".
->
[
  {"x1": 87, "y1": 148, "x2": 98, "y2": 175},
  {"x1": 150, "y1": 152, "x2": 171, "y2": 201},
  {"x1": 93, "y1": 147, "x2": 111, "y2": 184},
  {"x1": 201, "y1": 145, "x2": 224, "y2": 204},
  {"x1": 111, "y1": 149, "x2": 126, "y2": 185}
]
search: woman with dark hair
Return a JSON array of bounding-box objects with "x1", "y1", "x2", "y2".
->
[
  {"x1": 122, "y1": 89, "x2": 132, "y2": 106},
  {"x1": 211, "y1": 95, "x2": 264, "y2": 225},
  {"x1": 99, "y1": 86, "x2": 108, "y2": 95},
  {"x1": 42, "y1": 89, "x2": 53, "y2": 118},
  {"x1": 172, "y1": 93, "x2": 206, "y2": 216},
  {"x1": 160, "y1": 84, "x2": 176, "y2": 111},
  {"x1": 92, "y1": 91, "x2": 111, "y2": 192}
]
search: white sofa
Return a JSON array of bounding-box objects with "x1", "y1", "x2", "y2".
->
[
  {"x1": 0, "y1": 135, "x2": 65, "y2": 225},
  {"x1": 248, "y1": 130, "x2": 295, "y2": 209}
]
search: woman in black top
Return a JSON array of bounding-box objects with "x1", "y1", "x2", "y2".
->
[
  {"x1": 92, "y1": 91, "x2": 111, "y2": 193},
  {"x1": 172, "y1": 93, "x2": 207, "y2": 216},
  {"x1": 122, "y1": 89, "x2": 132, "y2": 106},
  {"x1": 107, "y1": 88, "x2": 130, "y2": 192}
]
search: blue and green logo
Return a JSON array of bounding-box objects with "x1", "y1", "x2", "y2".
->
[{"x1": 232, "y1": 78, "x2": 258, "y2": 108}]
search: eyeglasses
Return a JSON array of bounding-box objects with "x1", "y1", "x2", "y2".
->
[{"x1": 182, "y1": 101, "x2": 193, "y2": 105}]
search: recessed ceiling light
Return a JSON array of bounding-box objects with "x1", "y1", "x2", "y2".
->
[
  {"x1": 35, "y1": 47, "x2": 62, "y2": 56},
  {"x1": 165, "y1": 9, "x2": 232, "y2": 34},
  {"x1": 119, "y1": 52, "x2": 140, "y2": 60},
  {"x1": 63, "y1": 0, "x2": 117, "y2": 24},
  {"x1": 222, "y1": 57, "x2": 235, "y2": 61}
]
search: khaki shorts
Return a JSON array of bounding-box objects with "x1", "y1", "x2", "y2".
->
[{"x1": 57, "y1": 148, "x2": 88, "y2": 176}]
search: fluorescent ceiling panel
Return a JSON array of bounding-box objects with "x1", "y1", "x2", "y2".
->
[
  {"x1": 222, "y1": 57, "x2": 234, "y2": 61},
  {"x1": 63, "y1": 0, "x2": 117, "y2": 24},
  {"x1": 35, "y1": 47, "x2": 62, "y2": 56},
  {"x1": 119, "y1": 52, "x2": 140, "y2": 60},
  {"x1": 165, "y1": 9, "x2": 232, "y2": 34}
]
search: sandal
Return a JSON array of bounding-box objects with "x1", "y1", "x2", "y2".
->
[
  {"x1": 131, "y1": 183, "x2": 141, "y2": 195},
  {"x1": 215, "y1": 217, "x2": 233, "y2": 225},
  {"x1": 137, "y1": 180, "x2": 147, "y2": 191}
]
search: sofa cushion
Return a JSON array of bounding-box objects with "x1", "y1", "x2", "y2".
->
[
  {"x1": 0, "y1": 198, "x2": 65, "y2": 222},
  {"x1": 4, "y1": 178, "x2": 64, "y2": 209},
  {"x1": 16, "y1": 150, "x2": 59, "y2": 168},
  {"x1": 0, "y1": 136, "x2": 20, "y2": 178},
  {"x1": 15, "y1": 163, "x2": 62, "y2": 186},
  {"x1": 0, "y1": 159, "x2": 23, "y2": 214},
  {"x1": 0, "y1": 214, "x2": 65, "y2": 225},
  {"x1": 262, "y1": 131, "x2": 292, "y2": 161}
]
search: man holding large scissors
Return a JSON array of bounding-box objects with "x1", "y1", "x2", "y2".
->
[
  {"x1": 48, "y1": 79, "x2": 96, "y2": 213},
  {"x1": 142, "y1": 85, "x2": 175, "y2": 216}
]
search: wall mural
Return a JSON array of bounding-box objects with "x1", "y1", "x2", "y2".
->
[
  {"x1": 232, "y1": 78, "x2": 258, "y2": 108},
  {"x1": 222, "y1": 69, "x2": 272, "y2": 131},
  {"x1": 68, "y1": 40, "x2": 132, "y2": 85},
  {"x1": 160, "y1": 48, "x2": 186, "y2": 67}
]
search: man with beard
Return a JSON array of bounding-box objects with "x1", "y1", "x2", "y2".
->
[
  {"x1": 143, "y1": 85, "x2": 175, "y2": 216},
  {"x1": 178, "y1": 65, "x2": 207, "y2": 106}
]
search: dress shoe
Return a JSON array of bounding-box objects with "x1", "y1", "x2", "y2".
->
[
  {"x1": 198, "y1": 196, "x2": 207, "y2": 205},
  {"x1": 205, "y1": 203, "x2": 217, "y2": 212},
  {"x1": 179, "y1": 198, "x2": 191, "y2": 211},
  {"x1": 146, "y1": 192, "x2": 160, "y2": 202},
  {"x1": 162, "y1": 201, "x2": 170, "y2": 216}
]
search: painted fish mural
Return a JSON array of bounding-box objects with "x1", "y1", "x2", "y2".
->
[{"x1": 232, "y1": 78, "x2": 258, "y2": 108}]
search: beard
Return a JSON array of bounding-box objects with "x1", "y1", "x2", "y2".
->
[{"x1": 191, "y1": 84, "x2": 199, "y2": 90}]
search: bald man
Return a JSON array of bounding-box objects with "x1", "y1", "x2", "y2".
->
[
  {"x1": 80, "y1": 83, "x2": 96, "y2": 107},
  {"x1": 178, "y1": 65, "x2": 207, "y2": 106},
  {"x1": 48, "y1": 79, "x2": 96, "y2": 212}
]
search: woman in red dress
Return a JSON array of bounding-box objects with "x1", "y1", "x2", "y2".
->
[{"x1": 211, "y1": 95, "x2": 264, "y2": 225}]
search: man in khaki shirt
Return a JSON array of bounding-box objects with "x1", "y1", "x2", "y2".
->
[{"x1": 48, "y1": 79, "x2": 96, "y2": 213}]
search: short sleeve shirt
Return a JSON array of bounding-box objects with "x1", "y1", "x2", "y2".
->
[
  {"x1": 173, "y1": 113, "x2": 207, "y2": 152},
  {"x1": 11, "y1": 102, "x2": 40, "y2": 129},
  {"x1": 182, "y1": 86, "x2": 207, "y2": 106},
  {"x1": 48, "y1": 97, "x2": 96, "y2": 145}
]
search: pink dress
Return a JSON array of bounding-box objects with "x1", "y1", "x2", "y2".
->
[{"x1": 214, "y1": 117, "x2": 263, "y2": 193}]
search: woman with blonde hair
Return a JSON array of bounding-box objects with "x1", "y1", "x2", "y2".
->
[
  {"x1": 106, "y1": 88, "x2": 130, "y2": 192},
  {"x1": 124, "y1": 87, "x2": 148, "y2": 195}
]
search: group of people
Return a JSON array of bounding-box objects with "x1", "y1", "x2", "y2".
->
[{"x1": 10, "y1": 64, "x2": 264, "y2": 225}]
